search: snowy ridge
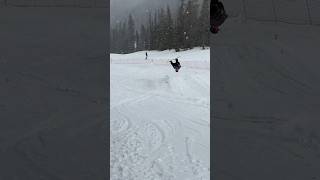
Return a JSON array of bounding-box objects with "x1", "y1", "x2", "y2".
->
[{"x1": 110, "y1": 48, "x2": 210, "y2": 180}]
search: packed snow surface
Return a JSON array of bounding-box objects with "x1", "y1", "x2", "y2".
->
[{"x1": 110, "y1": 48, "x2": 210, "y2": 180}]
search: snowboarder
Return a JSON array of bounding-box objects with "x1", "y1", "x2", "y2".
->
[
  {"x1": 169, "y1": 58, "x2": 181, "y2": 72},
  {"x1": 210, "y1": 0, "x2": 228, "y2": 34},
  {"x1": 145, "y1": 52, "x2": 148, "y2": 60}
]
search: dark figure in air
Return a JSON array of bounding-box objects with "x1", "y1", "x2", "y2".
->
[
  {"x1": 145, "y1": 52, "x2": 148, "y2": 60},
  {"x1": 210, "y1": 0, "x2": 228, "y2": 34},
  {"x1": 170, "y1": 58, "x2": 181, "y2": 72}
]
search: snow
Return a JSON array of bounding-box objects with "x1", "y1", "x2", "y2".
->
[
  {"x1": 110, "y1": 48, "x2": 210, "y2": 180},
  {"x1": 111, "y1": 47, "x2": 210, "y2": 69}
]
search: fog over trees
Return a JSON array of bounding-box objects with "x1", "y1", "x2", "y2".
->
[
  {"x1": 110, "y1": 0, "x2": 209, "y2": 53},
  {"x1": 110, "y1": 0, "x2": 180, "y2": 27}
]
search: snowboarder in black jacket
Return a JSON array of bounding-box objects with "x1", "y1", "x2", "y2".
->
[
  {"x1": 210, "y1": 0, "x2": 228, "y2": 34},
  {"x1": 170, "y1": 58, "x2": 181, "y2": 72}
]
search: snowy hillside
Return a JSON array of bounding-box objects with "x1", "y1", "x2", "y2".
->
[{"x1": 110, "y1": 48, "x2": 210, "y2": 179}]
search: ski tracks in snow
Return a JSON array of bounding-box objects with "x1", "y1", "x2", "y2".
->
[{"x1": 111, "y1": 62, "x2": 210, "y2": 180}]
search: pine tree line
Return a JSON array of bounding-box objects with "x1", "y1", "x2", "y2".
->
[{"x1": 110, "y1": 0, "x2": 210, "y2": 54}]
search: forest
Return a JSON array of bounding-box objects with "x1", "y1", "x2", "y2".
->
[{"x1": 110, "y1": 0, "x2": 210, "y2": 53}]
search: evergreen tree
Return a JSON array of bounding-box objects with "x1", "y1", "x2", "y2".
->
[
  {"x1": 127, "y1": 14, "x2": 136, "y2": 53},
  {"x1": 113, "y1": 22, "x2": 122, "y2": 53},
  {"x1": 121, "y1": 21, "x2": 128, "y2": 53},
  {"x1": 184, "y1": 0, "x2": 200, "y2": 49},
  {"x1": 158, "y1": 7, "x2": 167, "y2": 50},
  {"x1": 175, "y1": 0, "x2": 186, "y2": 51},
  {"x1": 199, "y1": 0, "x2": 210, "y2": 48},
  {"x1": 166, "y1": 5, "x2": 174, "y2": 50},
  {"x1": 152, "y1": 11, "x2": 159, "y2": 50},
  {"x1": 140, "y1": 24, "x2": 147, "y2": 50},
  {"x1": 135, "y1": 30, "x2": 140, "y2": 51},
  {"x1": 147, "y1": 12, "x2": 153, "y2": 50}
]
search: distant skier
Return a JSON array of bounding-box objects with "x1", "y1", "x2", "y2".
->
[
  {"x1": 210, "y1": 0, "x2": 228, "y2": 34},
  {"x1": 145, "y1": 52, "x2": 148, "y2": 60},
  {"x1": 169, "y1": 58, "x2": 181, "y2": 72}
]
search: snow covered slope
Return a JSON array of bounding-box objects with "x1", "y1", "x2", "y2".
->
[{"x1": 110, "y1": 48, "x2": 210, "y2": 179}]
